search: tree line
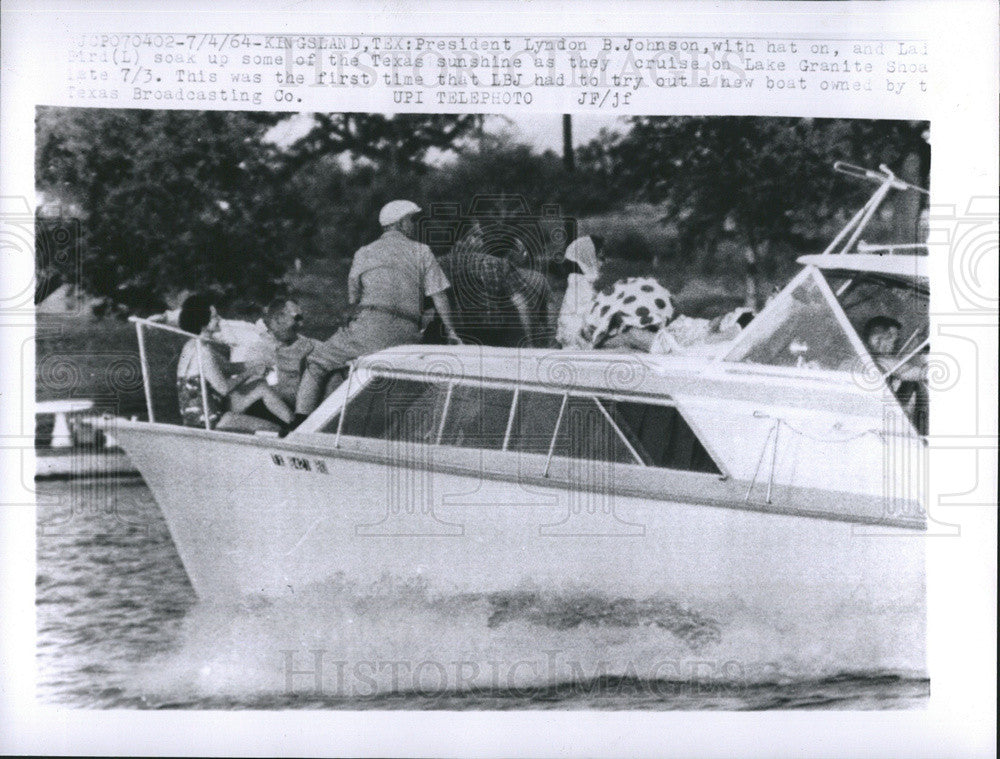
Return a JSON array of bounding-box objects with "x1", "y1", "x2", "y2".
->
[{"x1": 35, "y1": 108, "x2": 928, "y2": 314}]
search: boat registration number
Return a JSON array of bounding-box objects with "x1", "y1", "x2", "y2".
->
[{"x1": 270, "y1": 453, "x2": 329, "y2": 474}]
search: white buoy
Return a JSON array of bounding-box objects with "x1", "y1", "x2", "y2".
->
[
  {"x1": 50, "y1": 410, "x2": 73, "y2": 448},
  {"x1": 36, "y1": 399, "x2": 95, "y2": 448}
]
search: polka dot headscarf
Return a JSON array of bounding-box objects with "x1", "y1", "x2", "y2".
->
[{"x1": 582, "y1": 277, "x2": 675, "y2": 348}]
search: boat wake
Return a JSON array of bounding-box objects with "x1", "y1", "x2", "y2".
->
[
  {"x1": 482, "y1": 590, "x2": 721, "y2": 650},
  {"x1": 35, "y1": 482, "x2": 927, "y2": 710},
  {"x1": 129, "y1": 573, "x2": 926, "y2": 708}
]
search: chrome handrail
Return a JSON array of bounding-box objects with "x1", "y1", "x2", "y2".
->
[
  {"x1": 856, "y1": 242, "x2": 929, "y2": 254},
  {"x1": 128, "y1": 315, "x2": 228, "y2": 429},
  {"x1": 823, "y1": 163, "x2": 929, "y2": 257},
  {"x1": 833, "y1": 162, "x2": 929, "y2": 195},
  {"x1": 134, "y1": 319, "x2": 155, "y2": 424},
  {"x1": 128, "y1": 315, "x2": 228, "y2": 344}
]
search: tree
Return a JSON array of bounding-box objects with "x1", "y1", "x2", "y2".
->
[
  {"x1": 612, "y1": 116, "x2": 929, "y2": 272},
  {"x1": 288, "y1": 139, "x2": 573, "y2": 265},
  {"x1": 573, "y1": 127, "x2": 628, "y2": 211},
  {"x1": 36, "y1": 108, "x2": 312, "y2": 313},
  {"x1": 286, "y1": 113, "x2": 485, "y2": 171}
]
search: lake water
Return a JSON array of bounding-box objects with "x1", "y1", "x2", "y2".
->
[{"x1": 36, "y1": 477, "x2": 928, "y2": 709}]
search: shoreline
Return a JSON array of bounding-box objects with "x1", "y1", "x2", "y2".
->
[{"x1": 35, "y1": 449, "x2": 140, "y2": 480}]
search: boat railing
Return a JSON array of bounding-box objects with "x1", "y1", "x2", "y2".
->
[
  {"x1": 855, "y1": 242, "x2": 929, "y2": 255},
  {"x1": 822, "y1": 162, "x2": 929, "y2": 257},
  {"x1": 129, "y1": 315, "x2": 228, "y2": 430}
]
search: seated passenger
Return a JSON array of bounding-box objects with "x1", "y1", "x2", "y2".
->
[
  {"x1": 556, "y1": 235, "x2": 603, "y2": 349},
  {"x1": 241, "y1": 298, "x2": 318, "y2": 410},
  {"x1": 433, "y1": 229, "x2": 539, "y2": 347},
  {"x1": 859, "y1": 316, "x2": 926, "y2": 378},
  {"x1": 582, "y1": 276, "x2": 675, "y2": 349},
  {"x1": 859, "y1": 315, "x2": 928, "y2": 433},
  {"x1": 295, "y1": 201, "x2": 461, "y2": 419},
  {"x1": 176, "y1": 294, "x2": 293, "y2": 430}
]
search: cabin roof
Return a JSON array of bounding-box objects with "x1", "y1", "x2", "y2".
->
[
  {"x1": 797, "y1": 253, "x2": 928, "y2": 281},
  {"x1": 353, "y1": 344, "x2": 703, "y2": 394}
]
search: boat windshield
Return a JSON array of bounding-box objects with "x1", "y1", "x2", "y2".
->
[
  {"x1": 724, "y1": 265, "x2": 929, "y2": 434},
  {"x1": 724, "y1": 268, "x2": 871, "y2": 372},
  {"x1": 826, "y1": 272, "x2": 929, "y2": 364},
  {"x1": 830, "y1": 271, "x2": 930, "y2": 435}
]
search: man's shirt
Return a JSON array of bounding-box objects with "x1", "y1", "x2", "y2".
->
[
  {"x1": 348, "y1": 229, "x2": 450, "y2": 323},
  {"x1": 243, "y1": 332, "x2": 318, "y2": 406},
  {"x1": 438, "y1": 250, "x2": 530, "y2": 328}
]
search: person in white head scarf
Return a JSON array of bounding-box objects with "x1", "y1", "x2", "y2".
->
[{"x1": 556, "y1": 235, "x2": 602, "y2": 349}]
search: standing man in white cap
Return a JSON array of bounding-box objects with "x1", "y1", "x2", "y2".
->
[{"x1": 293, "y1": 199, "x2": 461, "y2": 418}]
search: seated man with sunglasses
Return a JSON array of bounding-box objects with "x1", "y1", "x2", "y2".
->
[{"x1": 240, "y1": 297, "x2": 319, "y2": 414}]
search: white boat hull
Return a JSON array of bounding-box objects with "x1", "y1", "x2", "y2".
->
[{"x1": 114, "y1": 422, "x2": 925, "y2": 622}]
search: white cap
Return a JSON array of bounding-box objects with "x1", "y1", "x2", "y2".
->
[{"x1": 379, "y1": 199, "x2": 421, "y2": 227}]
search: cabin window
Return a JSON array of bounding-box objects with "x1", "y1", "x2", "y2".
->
[
  {"x1": 508, "y1": 391, "x2": 565, "y2": 454},
  {"x1": 323, "y1": 376, "x2": 721, "y2": 474},
  {"x1": 603, "y1": 400, "x2": 721, "y2": 473},
  {"x1": 323, "y1": 377, "x2": 449, "y2": 443},
  {"x1": 726, "y1": 269, "x2": 867, "y2": 371},
  {"x1": 511, "y1": 390, "x2": 721, "y2": 474},
  {"x1": 550, "y1": 395, "x2": 633, "y2": 463},
  {"x1": 438, "y1": 385, "x2": 515, "y2": 449}
]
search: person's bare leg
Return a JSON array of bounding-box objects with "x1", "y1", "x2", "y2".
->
[
  {"x1": 295, "y1": 361, "x2": 328, "y2": 416},
  {"x1": 231, "y1": 382, "x2": 292, "y2": 423},
  {"x1": 259, "y1": 386, "x2": 293, "y2": 423},
  {"x1": 228, "y1": 383, "x2": 261, "y2": 414},
  {"x1": 295, "y1": 327, "x2": 356, "y2": 418}
]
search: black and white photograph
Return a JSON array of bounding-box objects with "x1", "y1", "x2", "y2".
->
[
  {"x1": 2, "y1": 2, "x2": 997, "y2": 756},
  {"x1": 33, "y1": 109, "x2": 932, "y2": 708}
]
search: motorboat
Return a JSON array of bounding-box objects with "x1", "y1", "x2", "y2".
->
[{"x1": 101, "y1": 164, "x2": 929, "y2": 626}]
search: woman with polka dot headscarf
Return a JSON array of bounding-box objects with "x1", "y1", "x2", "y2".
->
[
  {"x1": 582, "y1": 276, "x2": 676, "y2": 349},
  {"x1": 598, "y1": 300, "x2": 756, "y2": 355}
]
